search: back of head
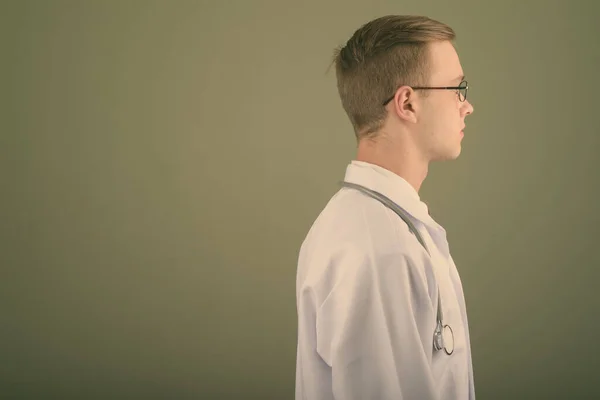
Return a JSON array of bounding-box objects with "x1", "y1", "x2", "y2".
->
[{"x1": 333, "y1": 15, "x2": 456, "y2": 140}]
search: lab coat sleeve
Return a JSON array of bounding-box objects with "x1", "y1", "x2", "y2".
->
[{"x1": 316, "y1": 248, "x2": 438, "y2": 400}]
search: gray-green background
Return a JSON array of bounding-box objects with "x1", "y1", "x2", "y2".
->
[{"x1": 3, "y1": 0, "x2": 599, "y2": 399}]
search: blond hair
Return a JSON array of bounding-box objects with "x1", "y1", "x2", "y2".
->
[{"x1": 333, "y1": 15, "x2": 456, "y2": 139}]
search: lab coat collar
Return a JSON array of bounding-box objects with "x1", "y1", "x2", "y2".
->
[{"x1": 342, "y1": 160, "x2": 440, "y2": 229}]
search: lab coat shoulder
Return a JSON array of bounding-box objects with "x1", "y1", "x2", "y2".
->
[
  {"x1": 297, "y1": 190, "x2": 440, "y2": 399},
  {"x1": 297, "y1": 189, "x2": 435, "y2": 302}
]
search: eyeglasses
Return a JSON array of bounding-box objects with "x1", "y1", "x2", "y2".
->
[{"x1": 382, "y1": 80, "x2": 469, "y2": 106}]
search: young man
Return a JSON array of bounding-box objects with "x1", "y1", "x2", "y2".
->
[{"x1": 295, "y1": 15, "x2": 475, "y2": 400}]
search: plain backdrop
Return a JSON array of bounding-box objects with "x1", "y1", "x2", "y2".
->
[{"x1": 2, "y1": 0, "x2": 600, "y2": 398}]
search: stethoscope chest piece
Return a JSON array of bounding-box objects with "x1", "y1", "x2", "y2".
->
[
  {"x1": 434, "y1": 321, "x2": 455, "y2": 355},
  {"x1": 442, "y1": 324, "x2": 455, "y2": 355}
]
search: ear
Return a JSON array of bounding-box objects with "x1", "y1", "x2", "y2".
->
[{"x1": 390, "y1": 86, "x2": 418, "y2": 124}]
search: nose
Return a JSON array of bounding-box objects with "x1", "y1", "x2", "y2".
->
[{"x1": 463, "y1": 99, "x2": 474, "y2": 116}]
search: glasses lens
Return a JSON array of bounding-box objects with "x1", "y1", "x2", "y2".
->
[{"x1": 459, "y1": 81, "x2": 468, "y2": 101}]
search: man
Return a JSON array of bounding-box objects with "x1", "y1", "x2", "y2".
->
[{"x1": 295, "y1": 15, "x2": 475, "y2": 400}]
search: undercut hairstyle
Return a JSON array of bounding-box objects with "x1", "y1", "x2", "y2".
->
[{"x1": 333, "y1": 15, "x2": 456, "y2": 139}]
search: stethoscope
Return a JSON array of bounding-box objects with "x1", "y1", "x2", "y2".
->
[{"x1": 340, "y1": 181, "x2": 455, "y2": 356}]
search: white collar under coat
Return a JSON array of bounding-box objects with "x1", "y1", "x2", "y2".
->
[{"x1": 342, "y1": 160, "x2": 448, "y2": 240}]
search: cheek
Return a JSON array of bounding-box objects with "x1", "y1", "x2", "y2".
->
[
  {"x1": 444, "y1": 102, "x2": 462, "y2": 125},
  {"x1": 420, "y1": 100, "x2": 459, "y2": 137},
  {"x1": 436, "y1": 106, "x2": 459, "y2": 128}
]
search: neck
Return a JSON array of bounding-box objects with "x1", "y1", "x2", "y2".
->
[{"x1": 355, "y1": 135, "x2": 429, "y2": 193}]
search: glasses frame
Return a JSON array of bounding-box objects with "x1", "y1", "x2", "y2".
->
[{"x1": 382, "y1": 80, "x2": 469, "y2": 106}]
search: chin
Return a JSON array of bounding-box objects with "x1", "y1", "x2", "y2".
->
[
  {"x1": 451, "y1": 146, "x2": 462, "y2": 159},
  {"x1": 431, "y1": 146, "x2": 462, "y2": 162},
  {"x1": 450, "y1": 148, "x2": 462, "y2": 160}
]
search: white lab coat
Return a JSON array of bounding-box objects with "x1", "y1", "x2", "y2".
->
[{"x1": 295, "y1": 161, "x2": 475, "y2": 400}]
